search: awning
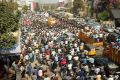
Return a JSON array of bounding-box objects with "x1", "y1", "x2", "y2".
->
[
  {"x1": 111, "y1": 9, "x2": 120, "y2": 19},
  {"x1": 0, "y1": 43, "x2": 21, "y2": 55}
]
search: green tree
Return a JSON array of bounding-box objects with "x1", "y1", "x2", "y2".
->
[
  {"x1": 0, "y1": 33, "x2": 16, "y2": 49},
  {"x1": 22, "y1": 5, "x2": 29, "y2": 13},
  {"x1": 44, "y1": 5, "x2": 49, "y2": 10},
  {"x1": 15, "y1": 10, "x2": 21, "y2": 19},
  {"x1": 0, "y1": 2, "x2": 19, "y2": 49},
  {"x1": 98, "y1": 11, "x2": 110, "y2": 21},
  {"x1": 7, "y1": 2, "x2": 18, "y2": 12},
  {"x1": 0, "y1": 3, "x2": 19, "y2": 33},
  {"x1": 72, "y1": 0, "x2": 83, "y2": 14}
]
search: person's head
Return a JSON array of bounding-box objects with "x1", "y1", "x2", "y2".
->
[
  {"x1": 33, "y1": 72, "x2": 35, "y2": 75},
  {"x1": 35, "y1": 63, "x2": 37, "y2": 66}
]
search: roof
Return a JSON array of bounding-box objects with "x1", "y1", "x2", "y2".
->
[
  {"x1": 111, "y1": 9, "x2": 120, "y2": 19},
  {"x1": 0, "y1": 43, "x2": 21, "y2": 55}
]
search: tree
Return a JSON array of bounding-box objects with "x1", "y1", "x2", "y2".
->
[
  {"x1": 15, "y1": 10, "x2": 21, "y2": 19},
  {"x1": 0, "y1": 3, "x2": 19, "y2": 33},
  {"x1": 7, "y1": 2, "x2": 18, "y2": 12},
  {"x1": 22, "y1": 5, "x2": 29, "y2": 13},
  {"x1": 0, "y1": 33, "x2": 16, "y2": 49},
  {"x1": 44, "y1": 5, "x2": 49, "y2": 10},
  {"x1": 98, "y1": 11, "x2": 110, "y2": 21},
  {"x1": 72, "y1": 0, "x2": 83, "y2": 14},
  {"x1": 0, "y1": 2, "x2": 19, "y2": 49}
]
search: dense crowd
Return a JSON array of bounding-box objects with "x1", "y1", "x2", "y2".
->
[{"x1": 8, "y1": 13, "x2": 120, "y2": 80}]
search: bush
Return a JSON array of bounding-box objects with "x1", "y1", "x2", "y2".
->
[
  {"x1": 0, "y1": 2, "x2": 19, "y2": 49},
  {"x1": 0, "y1": 33, "x2": 16, "y2": 49},
  {"x1": 98, "y1": 11, "x2": 110, "y2": 21}
]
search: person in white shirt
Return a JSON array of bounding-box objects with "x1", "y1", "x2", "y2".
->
[
  {"x1": 35, "y1": 49, "x2": 39, "y2": 54},
  {"x1": 24, "y1": 55, "x2": 29, "y2": 61},
  {"x1": 77, "y1": 47, "x2": 80, "y2": 52},
  {"x1": 61, "y1": 41, "x2": 64, "y2": 45},
  {"x1": 70, "y1": 48, "x2": 74, "y2": 56},
  {"x1": 52, "y1": 51, "x2": 56, "y2": 56},
  {"x1": 73, "y1": 55, "x2": 79, "y2": 61},
  {"x1": 65, "y1": 40, "x2": 68, "y2": 44},
  {"x1": 38, "y1": 69, "x2": 43, "y2": 77},
  {"x1": 68, "y1": 63, "x2": 73, "y2": 70},
  {"x1": 74, "y1": 43, "x2": 77, "y2": 47},
  {"x1": 108, "y1": 75, "x2": 114, "y2": 80},
  {"x1": 44, "y1": 77, "x2": 50, "y2": 80},
  {"x1": 95, "y1": 67, "x2": 100, "y2": 74},
  {"x1": 67, "y1": 54, "x2": 72, "y2": 61},
  {"x1": 58, "y1": 48, "x2": 61, "y2": 54}
]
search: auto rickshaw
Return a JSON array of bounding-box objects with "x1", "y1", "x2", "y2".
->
[{"x1": 84, "y1": 44, "x2": 96, "y2": 56}]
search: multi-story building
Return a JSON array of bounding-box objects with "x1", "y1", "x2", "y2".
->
[{"x1": 17, "y1": 0, "x2": 38, "y2": 11}]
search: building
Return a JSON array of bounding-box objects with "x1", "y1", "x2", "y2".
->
[
  {"x1": 110, "y1": 9, "x2": 120, "y2": 27},
  {"x1": 17, "y1": 0, "x2": 38, "y2": 11}
]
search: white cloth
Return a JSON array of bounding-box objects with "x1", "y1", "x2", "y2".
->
[
  {"x1": 74, "y1": 56, "x2": 79, "y2": 61},
  {"x1": 46, "y1": 33, "x2": 49, "y2": 36},
  {"x1": 20, "y1": 66, "x2": 24, "y2": 72},
  {"x1": 77, "y1": 47, "x2": 80, "y2": 52},
  {"x1": 61, "y1": 41, "x2": 64, "y2": 45},
  {"x1": 68, "y1": 64, "x2": 72, "y2": 70},
  {"x1": 38, "y1": 70, "x2": 43, "y2": 77},
  {"x1": 44, "y1": 77, "x2": 50, "y2": 80},
  {"x1": 24, "y1": 55, "x2": 29, "y2": 60},
  {"x1": 84, "y1": 65, "x2": 89, "y2": 72},
  {"x1": 52, "y1": 51, "x2": 56, "y2": 56},
  {"x1": 68, "y1": 55, "x2": 72, "y2": 60},
  {"x1": 74, "y1": 43, "x2": 77, "y2": 47},
  {"x1": 35, "y1": 49, "x2": 39, "y2": 54},
  {"x1": 99, "y1": 34, "x2": 103, "y2": 38},
  {"x1": 58, "y1": 49, "x2": 61, "y2": 53},
  {"x1": 95, "y1": 68, "x2": 100, "y2": 74},
  {"x1": 108, "y1": 77, "x2": 114, "y2": 80},
  {"x1": 65, "y1": 41, "x2": 68, "y2": 44}
]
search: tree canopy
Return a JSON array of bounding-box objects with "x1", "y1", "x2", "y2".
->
[
  {"x1": 0, "y1": 33, "x2": 16, "y2": 49},
  {"x1": 22, "y1": 5, "x2": 29, "y2": 13},
  {"x1": 98, "y1": 11, "x2": 110, "y2": 21},
  {"x1": 0, "y1": 3, "x2": 19, "y2": 33},
  {"x1": 72, "y1": 0, "x2": 83, "y2": 14},
  {"x1": 0, "y1": 2, "x2": 19, "y2": 49}
]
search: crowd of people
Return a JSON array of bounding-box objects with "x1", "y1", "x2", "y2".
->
[{"x1": 6, "y1": 12, "x2": 119, "y2": 80}]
